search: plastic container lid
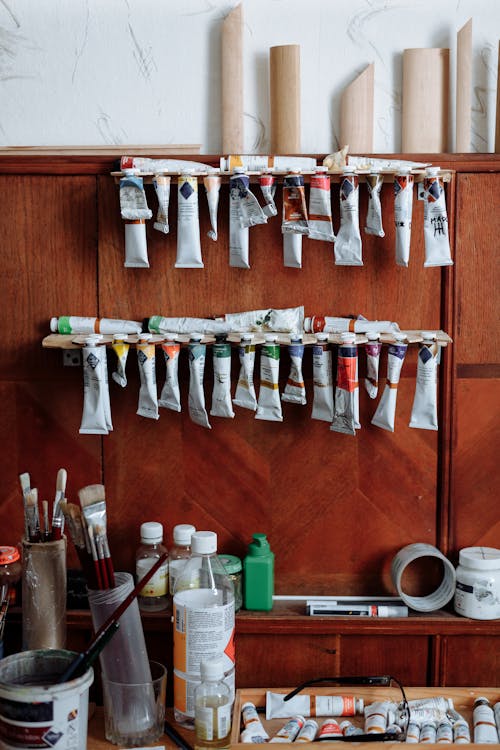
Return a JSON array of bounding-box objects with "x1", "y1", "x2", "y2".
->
[
  {"x1": 192, "y1": 531, "x2": 217, "y2": 555},
  {"x1": 140, "y1": 522, "x2": 163, "y2": 544},
  {"x1": 220, "y1": 554, "x2": 242, "y2": 575},
  {"x1": 247, "y1": 533, "x2": 271, "y2": 556},
  {"x1": 200, "y1": 655, "x2": 224, "y2": 681},
  {"x1": 0, "y1": 546, "x2": 20, "y2": 565},
  {"x1": 173, "y1": 523, "x2": 196, "y2": 545},
  {"x1": 458, "y1": 547, "x2": 500, "y2": 571}
]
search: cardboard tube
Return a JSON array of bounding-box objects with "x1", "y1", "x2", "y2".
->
[
  {"x1": 22, "y1": 537, "x2": 67, "y2": 650},
  {"x1": 221, "y1": 3, "x2": 243, "y2": 154},
  {"x1": 402, "y1": 48, "x2": 450, "y2": 152},
  {"x1": 456, "y1": 19, "x2": 472, "y2": 152},
  {"x1": 495, "y1": 41, "x2": 500, "y2": 153},
  {"x1": 340, "y1": 63, "x2": 374, "y2": 152},
  {"x1": 270, "y1": 44, "x2": 301, "y2": 153}
]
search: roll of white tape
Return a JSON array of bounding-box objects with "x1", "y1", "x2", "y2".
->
[{"x1": 391, "y1": 543, "x2": 456, "y2": 612}]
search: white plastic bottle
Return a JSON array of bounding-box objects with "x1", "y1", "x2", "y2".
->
[
  {"x1": 173, "y1": 531, "x2": 235, "y2": 727},
  {"x1": 194, "y1": 656, "x2": 232, "y2": 750},
  {"x1": 135, "y1": 521, "x2": 168, "y2": 612},
  {"x1": 169, "y1": 523, "x2": 196, "y2": 595},
  {"x1": 473, "y1": 697, "x2": 498, "y2": 743}
]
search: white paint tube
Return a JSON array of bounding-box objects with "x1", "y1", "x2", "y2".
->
[
  {"x1": 148, "y1": 315, "x2": 228, "y2": 336},
  {"x1": 330, "y1": 334, "x2": 357, "y2": 436},
  {"x1": 159, "y1": 338, "x2": 181, "y2": 412},
  {"x1": 111, "y1": 334, "x2": 130, "y2": 387},
  {"x1": 267, "y1": 692, "x2": 364, "y2": 720},
  {"x1": 364, "y1": 333, "x2": 382, "y2": 399},
  {"x1": 423, "y1": 167, "x2": 453, "y2": 267},
  {"x1": 365, "y1": 171, "x2": 385, "y2": 237},
  {"x1": 420, "y1": 721, "x2": 437, "y2": 743},
  {"x1": 221, "y1": 154, "x2": 317, "y2": 172},
  {"x1": 453, "y1": 719, "x2": 471, "y2": 744},
  {"x1": 136, "y1": 334, "x2": 159, "y2": 420},
  {"x1": 229, "y1": 171, "x2": 250, "y2": 268},
  {"x1": 335, "y1": 169, "x2": 362, "y2": 266},
  {"x1": 124, "y1": 220, "x2": 149, "y2": 268},
  {"x1": 282, "y1": 335, "x2": 306, "y2": 405},
  {"x1": 371, "y1": 337, "x2": 408, "y2": 432},
  {"x1": 231, "y1": 170, "x2": 267, "y2": 229},
  {"x1": 225, "y1": 306, "x2": 304, "y2": 334},
  {"x1": 473, "y1": 698, "x2": 498, "y2": 744},
  {"x1": 283, "y1": 231, "x2": 303, "y2": 268},
  {"x1": 364, "y1": 701, "x2": 391, "y2": 733},
  {"x1": 210, "y1": 336, "x2": 235, "y2": 418},
  {"x1": 50, "y1": 316, "x2": 142, "y2": 335},
  {"x1": 259, "y1": 173, "x2": 277, "y2": 217},
  {"x1": 256, "y1": 334, "x2": 283, "y2": 422},
  {"x1": 312, "y1": 333, "x2": 334, "y2": 422},
  {"x1": 233, "y1": 334, "x2": 257, "y2": 411},
  {"x1": 406, "y1": 721, "x2": 421, "y2": 743},
  {"x1": 409, "y1": 337, "x2": 439, "y2": 431},
  {"x1": 402, "y1": 697, "x2": 454, "y2": 725},
  {"x1": 282, "y1": 172, "x2": 309, "y2": 235},
  {"x1": 120, "y1": 170, "x2": 152, "y2": 268},
  {"x1": 121, "y1": 156, "x2": 212, "y2": 172},
  {"x1": 188, "y1": 335, "x2": 211, "y2": 429},
  {"x1": 308, "y1": 168, "x2": 335, "y2": 242},
  {"x1": 100, "y1": 343, "x2": 113, "y2": 431},
  {"x1": 203, "y1": 171, "x2": 221, "y2": 240},
  {"x1": 152, "y1": 174, "x2": 170, "y2": 233},
  {"x1": 436, "y1": 720, "x2": 453, "y2": 743},
  {"x1": 304, "y1": 315, "x2": 399, "y2": 336},
  {"x1": 269, "y1": 716, "x2": 305, "y2": 743},
  {"x1": 176, "y1": 173, "x2": 203, "y2": 268},
  {"x1": 296, "y1": 719, "x2": 319, "y2": 742},
  {"x1": 394, "y1": 169, "x2": 414, "y2": 267},
  {"x1": 240, "y1": 702, "x2": 270, "y2": 743},
  {"x1": 79, "y1": 339, "x2": 109, "y2": 435},
  {"x1": 348, "y1": 156, "x2": 430, "y2": 171}
]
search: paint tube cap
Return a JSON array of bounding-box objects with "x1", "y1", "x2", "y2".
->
[
  {"x1": 137, "y1": 332, "x2": 152, "y2": 342},
  {"x1": 315, "y1": 332, "x2": 329, "y2": 342},
  {"x1": 84, "y1": 334, "x2": 103, "y2": 344},
  {"x1": 113, "y1": 333, "x2": 129, "y2": 342},
  {"x1": 421, "y1": 331, "x2": 436, "y2": 342},
  {"x1": 191, "y1": 530, "x2": 217, "y2": 555},
  {"x1": 342, "y1": 165, "x2": 355, "y2": 174},
  {"x1": 264, "y1": 333, "x2": 278, "y2": 343},
  {"x1": 140, "y1": 521, "x2": 163, "y2": 544},
  {"x1": 290, "y1": 333, "x2": 303, "y2": 343},
  {"x1": 303, "y1": 317, "x2": 312, "y2": 332},
  {"x1": 314, "y1": 166, "x2": 328, "y2": 173},
  {"x1": 341, "y1": 332, "x2": 356, "y2": 343},
  {"x1": 50, "y1": 317, "x2": 59, "y2": 333},
  {"x1": 189, "y1": 332, "x2": 203, "y2": 342},
  {"x1": 164, "y1": 332, "x2": 178, "y2": 342},
  {"x1": 122, "y1": 167, "x2": 140, "y2": 175},
  {"x1": 394, "y1": 332, "x2": 407, "y2": 342},
  {"x1": 425, "y1": 166, "x2": 440, "y2": 176},
  {"x1": 366, "y1": 332, "x2": 380, "y2": 341},
  {"x1": 200, "y1": 655, "x2": 225, "y2": 682},
  {"x1": 240, "y1": 332, "x2": 254, "y2": 342},
  {"x1": 232, "y1": 166, "x2": 245, "y2": 174},
  {"x1": 215, "y1": 333, "x2": 228, "y2": 343},
  {"x1": 173, "y1": 524, "x2": 196, "y2": 545}
]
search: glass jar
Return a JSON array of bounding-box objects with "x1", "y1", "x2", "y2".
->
[
  {"x1": 219, "y1": 554, "x2": 242, "y2": 612},
  {"x1": 0, "y1": 546, "x2": 22, "y2": 604}
]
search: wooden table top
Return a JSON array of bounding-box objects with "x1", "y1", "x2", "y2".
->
[{"x1": 87, "y1": 706, "x2": 194, "y2": 750}]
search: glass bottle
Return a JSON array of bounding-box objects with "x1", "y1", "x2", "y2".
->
[
  {"x1": 194, "y1": 655, "x2": 232, "y2": 750},
  {"x1": 169, "y1": 523, "x2": 196, "y2": 595},
  {"x1": 135, "y1": 522, "x2": 168, "y2": 612}
]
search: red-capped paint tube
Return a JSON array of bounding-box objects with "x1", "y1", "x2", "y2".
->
[{"x1": 330, "y1": 333, "x2": 358, "y2": 436}]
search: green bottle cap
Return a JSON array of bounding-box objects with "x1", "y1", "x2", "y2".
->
[
  {"x1": 248, "y1": 533, "x2": 271, "y2": 556},
  {"x1": 219, "y1": 554, "x2": 242, "y2": 574}
]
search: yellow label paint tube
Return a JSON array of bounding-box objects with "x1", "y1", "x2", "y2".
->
[
  {"x1": 282, "y1": 335, "x2": 306, "y2": 405},
  {"x1": 148, "y1": 315, "x2": 229, "y2": 336},
  {"x1": 282, "y1": 173, "x2": 309, "y2": 235},
  {"x1": 210, "y1": 336, "x2": 235, "y2": 419},
  {"x1": 231, "y1": 171, "x2": 267, "y2": 229},
  {"x1": 203, "y1": 171, "x2": 222, "y2": 240},
  {"x1": 221, "y1": 155, "x2": 317, "y2": 172},
  {"x1": 335, "y1": 168, "x2": 362, "y2": 266},
  {"x1": 259, "y1": 173, "x2": 277, "y2": 217},
  {"x1": 159, "y1": 338, "x2": 181, "y2": 412},
  {"x1": 256, "y1": 334, "x2": 283, "y2": 422},
  {"x1": 176, "y1": 173, "x2": 203, "y2": 269},
  {"x1": 188, "y1": 335, "x2": 211, "y2": 429},
  {"x1": 283, "y1": 232, "x2": 302, "y2": 268},
  {"x1": 394, "y1": 169, "x2": 414, "y2": 267},
  {"x1": 50, "y1": 316, "x2": 142, "y2": 335},
  {"x1": 225, "y1": 306, "x2": 304, "y2": 334},
  {"x1": 330, "y1": 334, "x2": 358, "y2": 436},
  {"x1": 371, "y1": 335, "x2": 408, "y2": 432},
  {"x1": 136, "y1": 334, "x2": 159, "y2": 420},
  {"x1": 79, "y1": 338, "x2": 109, "y2": 435},
  {"x1": 233, "y1": 334, "x2": 257, "y2": 411},
  {"x1": 229, "y1": 170, "x2": 250, "y2": 269},
  {"x1": 423, "y1": 167, "x2": 453, "y2": 267},
  {"x1": 111, "y1": 334, "x2": 130, "y2": 388},
  {"x1": 312, "y1": 333, "x2": 334, "y2": 422},
  {"x1": 308, "y1": 168, "x2": 335, "y2": 242},
  {"x1": 364, "y1": 332, "x2": 382, "y2": 399},
  {"x1": 365, "y1": 171, "x2": 385, "y2": 238},
  {"x1": 409, "y1": 336, "x2": 439, "y2": 431},
  {"x1": 152, "y1": 174, "x2": 171, "y2": 233}
]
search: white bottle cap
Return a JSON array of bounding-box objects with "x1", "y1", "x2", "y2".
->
[
  {"x1": 264, "y1": 333, "x2": 278, "y2": 343},
  {"x1": 341, "y1": 332, "x2": 356, "y2": 343},
  {"x1": 315, "y1": 332, "x2": 329, "y2": 342},
  {"x1": 191, "y1": 530, "x2": 217, "y2": 555},
  {"x1": 189, "y1": 332, "x2": 203, "y2": 342},
  {"x1": 366, "y1": 332, "x2": 380, "y2": 341},
  {"x1": 173, "y1": 523, "x2": 196, "y2": 545},
  {"x1": 200, "y1": 655, "x2": 224, "y2": 681},
  {"x1": 140, "y1": 521, "x2": 163, "y2": 544},
  {"x1": 50, "y1": 317, "x2": 59, "y2": 333}
]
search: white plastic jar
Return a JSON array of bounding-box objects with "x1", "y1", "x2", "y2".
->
[{"x1": 454, "y1": 547, "x2": 500, "y2": 619}]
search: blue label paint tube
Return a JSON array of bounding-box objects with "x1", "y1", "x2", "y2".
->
[
  {"x1": 136, "y1": 334, "x2": 159, "y2": 420},
  {"x1": 423, "y1": 167, "x2": 453, "y2": 267},
  {"x1": 409, "y1": 336, "x2": 439, "y2": 431},
  {"x1": 188, "y1": 336, "x2": 211, "y2": 429},
  {"x1": 232, "y1": 172, "x2": 267, "y2": 229},
  {"x1": 371, "y1": 337, "x2": 408, "y2": 432},
  {"x1": 282, "y1": 336, "x2": 306, "y2": 405},
  {"x1": 335, "y1": 168, "x2": 362, "y2": 266},
  {"x1": 176, "y1": 174, "x2": 204, "y2": 268},
  {"x1": 256, "y1": 335, "x2": 283, "y2": 422}
]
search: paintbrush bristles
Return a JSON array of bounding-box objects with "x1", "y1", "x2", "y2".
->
[
  {"x1": 19, "y1": 472, "x2": 31, "y2": 495},
  {"x1": 56, "y1": 468, "x2": 67, "y2": 493},
  {"x1": 78, "y1": 484, "x2": 105, "y2": 507}
]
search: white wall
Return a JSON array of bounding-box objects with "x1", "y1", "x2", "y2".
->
[{"x1": 1, "y1": 0, "x2": 498, "y2": 153}]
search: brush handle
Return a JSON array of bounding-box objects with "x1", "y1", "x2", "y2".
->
[{"x1": 103, "y1": 537, "x2": 115, "y2": 588}]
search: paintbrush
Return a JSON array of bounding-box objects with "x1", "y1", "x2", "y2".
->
[
  {"x1": 19, "y1": 472, "x2": 31, "y2": 540},
  {"x1": 79, "y1": 484, "x2": 115, "y2": 589},
  {"x1": 51, "y1": 468, "x2": 67, "y2": 540},
  {"x1": 61, "y1": 501, "x2": 98, "y2": 588},
  {"x1": 87, "y1": 526, "x2": 104, "y2": 590},
  {"x1": 25, "y1": 488, "x2": 40, "y2": 542},
  {"x1": 42, "y1": 500, "x2": 50, "y2": 541},
  {"x1": 57, "y1": 620, "x2": 120, "y2": 684}
]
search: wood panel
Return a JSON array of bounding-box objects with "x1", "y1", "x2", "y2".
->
[
  {"x1": 340, "y1": 635, "x2": 430, "y2": 685},
  {"x1": 440, "y1": 636, "x2": 500, "y2": 686}
]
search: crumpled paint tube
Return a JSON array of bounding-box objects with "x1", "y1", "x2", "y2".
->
[
  {"x1": 176, "y1": 173, "x2": 203, "y2": 268},
  {"x1": 308, "y1": 168, "x2": 335, "y2": 242},
  {"x1": 152, "y1": 174, "x2": 171, "y2": 233},
  {"x1": 210, "y1": 335, "x2": 235, "y2": 418},
  {"x1": 259, "y1": 173, "x2": 277, "y2": 217},
  {"x1": 233, "y1": 333, "x2": 257, "y2": 411},
  {"x1": 225, "y1": 306, "x2": 304, "y2": 334},
  {"x1": 335, "y1": 168, "x2": 362, "y2": 266},
  {"x1": 330, "y1": 334, "x2": 358, "y2": 436},
  {"x1": 203, "y1": 171, "x2": 222, "y2": 240},
  {"x1": 282, "y1": 172, "x2": 309, "y2": 235},
  {"x1": 311, "y1": 333, "x2": 334, "y2": 422},
  {"x1": 188, "y1": 334, "x2": 211, "y2": 429},
  {"x1": 364, "y1": 332, "x2": 382, "y2": 399},
  {"x1": 221, "y1": 154, "x2": 317, "y2": 172},
  {"x1": 159, "y1": 337, "x2": 181, "y2": 412},
  {"x1": 121, "y1": 156, "x2": 212, "y2": 172},
  {"x1": 409, "y1": 335, "x2": 439, "y2": 431},
  {"x1": 136, "y1": 334, "x2": 159, "y2": 420},
  {"x1": 371, "y1": 335, "x2": 408, "y2": 432},
  {"x1": 120, "y1": 170, "x2": 152, "y2": 269},
  {"x1": 394, "y1": 169, "x2": 414, "y2": 267},
  {"x1": 256, "y1": 334, "x2": 283, "y2": 422},
  {"x1": 423, "y1": 167, "x2": 453, "y2": 267},
  {"x1": 282, "y1": 335, "x2": 306, "y2": 405},
  {"x1": 305, "y1": 315, "x2": 399, "y2": 336},
  {"x1": 79, "y1": 338, "x2": 109, "y2": 435},
  {"x1": 148, "y1": 315, "x2": 228, "y2": 336},
  {"x1": 229, "y1": 170, "x2": 250, "y2": 268},
  {"x1": 365, "y1": 171, "x2": 385, "y2": 237},
  {"x1": 283, "y1": 232, "x2": 302, "y2": 268},
  {"x1": 50, "y1": 316, "x2": 142, "y2": 335},
  {"x1": 231, "y1": 170, "x2": 267, "y2": 229},
  {"x1": 111, "y1": 333, "x2": 130, "y2": 388}
]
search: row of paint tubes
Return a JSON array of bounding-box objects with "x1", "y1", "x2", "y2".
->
[{"x1": 79, "y1": 330, "x2": 440, "y2": 435}]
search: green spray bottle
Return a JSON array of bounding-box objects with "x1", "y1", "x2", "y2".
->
[{"x1": 243, "y1": 533, "x2": 274, "y2": 611}]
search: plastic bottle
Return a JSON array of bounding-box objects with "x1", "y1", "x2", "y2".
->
[
  {"x1": 173, "y1": 531, "x2": 235, "y2": 727},
  {"x1": 243, "y1": 533, "x2": 274, "y2": 611},
  {"x1": 472, "y1": 697, "x2": 498, "y2": 743},
  {"x1": 135, "y1": 522, "x2": 168, "y2": 612},
  {"x1": 169, "y1": 524, "x2": 196, "y2": 595},
  {"x1": 194, "y1": 655, "x2": 232, "y2": 750}
]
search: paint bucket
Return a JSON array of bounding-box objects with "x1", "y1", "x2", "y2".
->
[{"x1": 0, "y1": 649, "x2": 93, "y2": 750}]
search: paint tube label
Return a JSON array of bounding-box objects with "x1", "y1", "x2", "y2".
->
[
  {"x1": 406, "y1": 721, "x2": 421, "y2": 743},
  {"x1": 312, "y1": 344, "x2": 334, "y2": 422},
  {"x1": 365, "y1": 172, "x2": 385, "y2": 237},
  {"x1": 119, "y1": 175, "x2": 152, "y2": 220},
  {"x1": 229, "y1": 177, "x2": 250, "y2": 268},
  {"x1": 283, "y1": 232, "x2": 302, "y2": 268},
  {"x1": 98, "y1": 318, "x2": 142, "y2": 335},
  {"x1": 79, "y1": 345, "x2": 109, "y2": 434},
  {"x1": 423, "y1": 175, "x2": 453, "y2": 267},
  {"x1": 231, "y1": 173, "x2": 267, "y2": 229},
  {"x1": 256, "y1": 344, "x2": 283, "y2": 422},
  {"x1": 282, "y1": 174, "x2": 309, "y2": 235},
  {"x1": 307, "y1": 316, "x2": 398, "y2": 335},
  {"x1": 394, "y1": 174, "x2": 414, "y2": 267},
  {"x1": 270, "y1": 717, "x2": 305, "y2": 742},
  {"x1": 136, "y1": 343, "x2": 159, "y2": 420},
  {"x1": 225, "y1": 307, "x2": 304, "y2": 334},
  {"x1": 188, "y1": 343, "x2": 211, "y2": 429},
  {"x1": 233, "y1": 343, "x2": 257, "y2": 411},
  {"x1": 436, "y1": 721, "x2": 453, "y2": 743},
  {"x1": 453, "y1": 719, "x2": 471, "y2": 744},
  {"x1": 409, "y1": 343, "x2": 439, "y2": 431},
  {"x1": 364, "y1": 701, "x2": 390, "y2": 733},
  {"x1": 57, "y1": 315, "x2": 97, "y2": 334},
  {"x1": 365, "y1": 342, "x2": 382, "y2": 399},
  {"x1": 152, "y1": 174, "x2": 171, "y2": 233},
  {"x1": 330, "y1": 344, "x2": 357, "y2": 435},
  {"x1": 318, "y1": 719, "x2": 342, "y2": 740},
  {"x1": 335, "y1": 175, "x2": 362, "y2": 266},
  {"x1": 259, "y1": 174, "x2": 277, "y2": 217},
  {"x1": 282, "y1": 343, "x2": 306, "y2": 405},
  {"x1": 203, "y1": 174, "x2": 221, "y2": 240},
  {"x1": 473, "y1": 703, "x2": 498, "y2": 743},
  {"x1": 112, "y1": 340, "x2": 130, "y2": 387},
  {"x1": 211, "y1": 343, "x2": 235, "y2": 418},
  {"x1": 159, "y1": 343, "x2": 181, "y2": 412},
  {"x1": 308, "y1": 174, "x2": 335, "y2": 242},
  {"x1": 371, "y1": 343, "x2": 407, "y2": 432},
  {"x1": 296, "y1": 719, "x2": 318, "y2": 742},
  {"x1": 176, "y1": 175, "x2": 204, "y2": 268}
]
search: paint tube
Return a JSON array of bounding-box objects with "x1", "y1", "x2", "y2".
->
[
  {"x1": 364, "y1": 332, "x2": 382, "y2": 399},
  {"x1": 148, "y1": 315, "x2": 229, "y2": 336},
  {"x1": 365, "y1": 171, "x2": 385, "y2": 237},
  {"x1": 330, "y1": 333, "x2": 357, "y2": 436},
  {"x1": 256, "y1": 334, "x2": 283, "y2": 422},
  {"x1": 50, "y1": 316, "x2": 142, "y2": 335},
  {"x1": 221, "y1": 155, "x2": 317, "y2": 172},
  {"x1": 230, "y1": 170, "x2": 267, "y2": 229},
  {"x1": 371, "y1": 335, "x2": 408, "y2": 432},
  {"x1": 240, "y1": 702, "x2": 270, "y2": 743},
  {"x1": 394, "y1": 169, "x2": 414, "y2": 267},
  {"x1": 473, "y1": 698, "x2": 498, "y2": 744},
  {"x1": 79, "y1": 338, "x2": 109, "y2": 435},
  {"x1": 124, "y1": 219, "x2": 149, "y2": 268},
  {"x1": 312, "y1": 333, "x2": 334, "y2": 422},
  {"x1": 304, "y1": 315, "x2": 399, "y2": 336},
  {"x1": 233, "y1": 333, "x2": 257, "y2": 411},
  {"x1": 398, "y1": 698, "x2": 454, "y2": 726},
  {"x1": 420, "y1": 721, "x2": 437, "y2": 743},
  {"x1": 453, "y1": 719, "x2": 471, "y2": 744},
  {"x1": 348, "y1": 156, "x2": 430, "y2": 171},
  {"x1": 423, "y1": 167, "x2": 453, "y2": 267},
  {"x1": 111, "y1": 334, "x2": 130, "y2": 388},
  {"x1": 210, "y1": 334, "x2": 234, "y2": 418},
  {"x1": 159, "y1": 337, "x2": 181, "y2": 412},
  {"x1": 188, "y1": 334, "x2": 211, "y2": 429},
  {"x1": 121, "y1": 156, "x2": 212, "y2": 173},
  {"x1": 176, "y1": 173, "x2": 203, "y2": 268},
  {"x1": 120, "y1": 169, "x2": 152, "y2": 268},
  {"x1": 203, "y1": 171, "x2": 221, "y2": 240},
  {"x1": 295, "y1": 719, "x2": 318, "y2": 742},
  {"x1": 335, "y1": 168, "x2": 362, "y2": 266},
  {"x1": 269, "y1": 716, "x2": 305, "y2": 743},
  {"x1": 283, "y1": 232, "x2": 302, "y2": 268},
  {"x1": 136, "y1": 334, "x2": 159, "y2": 420},
  {"x1": 282, "y1": 335, "x2": 306, "y2": 405},
  {"x1": 229, "y1": 170, "x2": 250, "y2": 268},
  {"x1": 405, "y1": 721, "x2": 421, "y2": 743},
  {"x1": 436, "y1": 721, "x2": 453, "y2": 743},
  {"x1": 409, "y1": 335, "x2": 439, "y2": 431},
  {"x1": 308, "y1": 167, "x2": 335, "y2": 242},
  {"x1": 259, "y1": 172, "x2": 277, "y2": 217},
  {"x1": 282, "y1": 172, "x2": 309, "y2": 235},
  {"x1": 92, "y1": 335, "x2": 112, "y2": 431},
  {"x1": 494, "y1": 703, "x2": 500, "y2": 740},
  {"x1": 225, "y1": 306, "x2": 304, "y2": 334},
  {"x1": 364, "y1": 701, "x2": 391, "y2": 733},
  {"x1": 318, "y1": 719, "x2": 343, "y2": 740},
  {"x1": 340, "y1": 721, "x2": 364, "y2": 737},
  {"x1": 152, "y1": 174, "x2": 170, "y2": 233},
  {"x1": 266, "y1": 692, "x2": 364, "y2": 720}
]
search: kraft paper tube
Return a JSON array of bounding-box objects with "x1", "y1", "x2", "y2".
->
[
  {"x1": 402, "y1": 48, "x2": 450, "y2": 152},
  {"x1": 22, "y1": 537, "x2": 67, "y2": 650},
  {"x1": 221, "y1": 3, "x2": 243, "y2": 153},
  {"x1": 496, "y1": 42, "x2": 500, "y2": 153},
  {"x1": 340, "y1": 63, "x2": 374, "y2": 152},
  {"x1": 270, "y1": 44, "x2": 301, "y2": 153},
  {"x1": 456, "y1": 19, "x2": 472, "y2": 152}
]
